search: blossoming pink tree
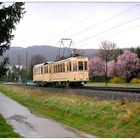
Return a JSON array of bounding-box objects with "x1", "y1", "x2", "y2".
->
[
  {"x1": 116, "y1": 50, "x2": 140, "y2": 81},
  {"x1": 107, "y1": 60, "x2": 118, "y2": 77},
  {"x1": 89, "y1": 57, "x2": 105, "y2": 76}
]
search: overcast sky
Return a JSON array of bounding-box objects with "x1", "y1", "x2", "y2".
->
[{"x1": 11, "y1": 2, "x2": 140, "y2": 49}]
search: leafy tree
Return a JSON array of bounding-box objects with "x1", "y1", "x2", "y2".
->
[
  {"x1": 0, "y1": 57, "x2": 9, "y2": 81},
  {"x1": 0, "y1": 2, "x2": 25, "y2": 80},
  {"x1": 135, "y1": 46, "x2": 140, "y2": 58},
  {"x1": 29, "y1": 55, "x2": 46, "y2": 80},
  {"x1": 130, "y1": 46, "x2": 140, "y2": 59}
]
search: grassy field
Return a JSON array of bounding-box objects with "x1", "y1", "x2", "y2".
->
[
  {"x1": 0, "y1": 84, "x2": 140, "y2": 138},
  {"x1": 0, "y1": 114, "x2": 20, "y2": 138},
  {"x1": 86, "y1": 82, "x2": 140, "y2": 88}
]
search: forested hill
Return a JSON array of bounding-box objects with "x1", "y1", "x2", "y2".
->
[{"x1": 4, "y1": 45, "x2": 98, "y2": 68}]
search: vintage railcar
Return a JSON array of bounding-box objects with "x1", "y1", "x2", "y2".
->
[{"x1": 33, "y1": 56, "x2": 89, "y2": 87}]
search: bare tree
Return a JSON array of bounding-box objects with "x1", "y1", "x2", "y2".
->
[
  {"x1": 29, "y1": 55, "x2": 46, "y2": 80},
  {"x1": 98, "y1": 40, "x2": 119, "y2": 86}
]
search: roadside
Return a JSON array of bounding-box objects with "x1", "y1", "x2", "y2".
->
[
  {"x1": 0, "y1": 91, "x2": 94, "y2": 138},
  {"x1": 0, "y1": 84, "x2": 140, "y2": 137}
]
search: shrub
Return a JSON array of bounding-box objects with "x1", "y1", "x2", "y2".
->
[
  {"x1": 89, "y1": 75, "x2": 111, "y2": 82},
  {"x1": 130, "y1": 78, "x2": 140, "y2": 84},
  {"x1": 109, "y1": 77, "x2": 125, "y2": 84}
]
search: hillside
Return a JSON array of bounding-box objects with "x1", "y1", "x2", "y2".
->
[{"x1": 4, "y1": 45, "x2": 98, "y2": 68}]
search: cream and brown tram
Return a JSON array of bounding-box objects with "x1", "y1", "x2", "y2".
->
[{"x1": 33, "y1": 56, "x2": 89, "y2": 87}]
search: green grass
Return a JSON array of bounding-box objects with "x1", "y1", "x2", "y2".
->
[
  {"x1": 86, "y1": 82, "x2": 140, "y2": 88},
  {"x1": 0, "y1": 114, "x2": 20, "y2": 138},
  {"x1": 0, "y1": 84, "x2": 140, "y2": 137}
]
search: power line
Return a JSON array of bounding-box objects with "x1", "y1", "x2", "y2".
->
[
  {"x1": 46, "y1": 4, "x2": 139, "y2": 47},
  {"x1": 46, "y1": 9, "x2": 97, "y2": 43},
  {"x1": 76, "y1": 15, "x2": 140, "y2": 46},
  {"x1": 69, "y1": 4, "x2": 139, "y2": 38},
  {"x1": 77, "y1": 24, "x2": 140, "y2": 48}
]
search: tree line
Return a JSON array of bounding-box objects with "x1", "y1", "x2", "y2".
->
[{"x1": 89, "y1": 40, "x2": 140, "y2": 84}]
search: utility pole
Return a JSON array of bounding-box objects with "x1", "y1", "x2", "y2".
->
[{"x1": 26, "y1": 52, "x2": 28, "y2": 85}]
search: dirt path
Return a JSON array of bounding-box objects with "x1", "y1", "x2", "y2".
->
[{"x1": 0, "y1": 92, "x2": 94, "y2": 138}]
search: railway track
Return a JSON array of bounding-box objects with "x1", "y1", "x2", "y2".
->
[
  {"x1": 80, "y1": 86, "x2": 140, "y2": 94},
  {"x1": 2, "y1": 83, "x2": 140, "y2": 102}
]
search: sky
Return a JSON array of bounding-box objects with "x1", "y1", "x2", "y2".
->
[{"x1": 11, "y1": 2, "x2": 140, "y2": 49}]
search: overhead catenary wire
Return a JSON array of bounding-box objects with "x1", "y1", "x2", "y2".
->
[
  {"x1": 46, "y1": 9, "x2": 97, "y2": 43},
  {"x1": 77, "y1": 23, "x2": 140, "y2": 48},
  {"x1": 47, "y1": 4, "x2": 139, "y2": 47},
  {"x1": 69, "y1": 4, "x2": 139, "y2": 38},
  {"x1": 75, "y1": 15, "x2": 140, "y2": 46},
  {"x1": 48, "y1": 4, "x2": 139, "y2": 47}
]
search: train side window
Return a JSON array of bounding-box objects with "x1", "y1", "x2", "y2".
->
[
  {"x1": 49, "y1": 66, "x2": 51, "y2": 73},
  {"x1": 54, "y1": 65, "x2": 56, "y2": 73},
  {"x1": 47, "y1": 66, "x2": 48, "y2": 73},
  {"x1": 61, "y1": 64, "x2": 62, "y2": 72},
  {"x1": 63, "y1": 63, "x2": 65, "y2": 72},
  {"x1": 44, "y1": 67, "x2": 46, "y2": 73},
  {"x1": 73, "y1": 61, "x2": 77, "y2": 71},
  {"x1": 56, "y1": 65, "x2": 58, "y2": 73},
  {"x1": 57, "y1": 65, "x2": 59, "y2": 72},
  {"x1": 44, "y1": 66, "x2": 48, "y2": 73},
  {"x1": 60, "y1": 64, "x2": 62, "y2": 72},
  {"x1": 69, "y1": 62, "x2": 71, "y2": 71},
  {"x1": 61, "y1": 63, "x2": 63, "y2": 72},
  {"x1": 78, "y1": 61, "x2": 83, "y2": 70},
  {"x1": 54, "y1": 65, "x2": 55, "y2": 73},
  {"x1": 67, "y1": 63, "x2": 69, "y2": 71},
  {"x1": 41, "y1": 67, "x2": 43, "y2": 74},
  {"x1": 84, "y1": 61, "x2": 87, "y2": 70},
  {"x1": 58, "y1": 65, "x2": 59, "y2": 73}
]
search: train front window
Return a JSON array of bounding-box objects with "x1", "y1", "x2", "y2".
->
[
  {"x1": 84, "y1": 61, "x2": 87, "y2": 70},
  {"x1": 78, "y1": 61, "x2": 83, "y2": 71},
  {"x1": 73, "y1": 61, "x2": 77, "y2": 71}
]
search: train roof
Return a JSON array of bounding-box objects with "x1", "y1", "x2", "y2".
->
[
  {"x1": 34, "y1": 56, "x2": 88, "y2": 68},
  {"x1": 55, "y1": 56, "x2": 88, "y2": 62},
  {"x1": 34, "y1": 61, "x2": 53, "y2": 68}
]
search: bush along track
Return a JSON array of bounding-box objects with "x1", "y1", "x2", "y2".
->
[
  {"x1": 0, "y1": 85, "x2": 140, "y2": 138},
  {"x1": 0, "y1": 114, "x2": 20, "y2": 138}
]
